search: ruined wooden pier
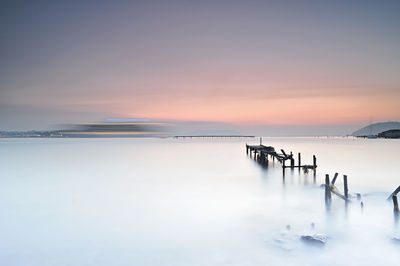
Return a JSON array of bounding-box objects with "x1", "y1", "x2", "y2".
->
[{"x1": 245, "y1": 143, "x2": 317, "y2": 171}]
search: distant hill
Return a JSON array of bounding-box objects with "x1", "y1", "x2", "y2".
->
[
  {"x1": 378, "y1": 129, "x2": 400, "y2": 139},
  {"x1": 352, "y1": 121, "x2": 400, "y2": 136}
]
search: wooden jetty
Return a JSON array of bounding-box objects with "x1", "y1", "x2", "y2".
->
[
  {"x1": 246, "y1": 141, "x2": 350, "y2": 208},
  {"x1": 245, "y1": 144, "x2": 317, "y2": 171}
]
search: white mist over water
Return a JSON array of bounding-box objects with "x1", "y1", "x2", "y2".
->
[{"x1": 0, "y1": 137, "x2": 399, "y2": 265}]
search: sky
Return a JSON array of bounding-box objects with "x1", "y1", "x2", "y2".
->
[{"x1": 1, "y1": 0, "x2": 400, "y2": 134}]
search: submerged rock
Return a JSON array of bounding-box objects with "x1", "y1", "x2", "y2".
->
[
  {"x1": 300, "y1": 234, "x2": 327, "y2": 246},
  {"x1": 392, "y1": 237, "x2": 400, "y2": 244}
]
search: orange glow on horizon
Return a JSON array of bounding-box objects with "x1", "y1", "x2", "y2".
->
[{"x1": 113, "y1": 93, "x2": 400, "y2": 126}]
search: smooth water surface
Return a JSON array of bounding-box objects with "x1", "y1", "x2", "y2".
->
[{"x1": 0, "y1": 137, "x2": 399, "y2": 265}]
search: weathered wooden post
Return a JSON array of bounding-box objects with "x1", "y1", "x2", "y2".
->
[
  {"x1": 387, "y1": 186, "x2": 400, "y2": 201},
  {"x1": 290, "y1": 158, "x2": 294, "y2": 168},
  {"x1": 332, "y1": 173, "x2": 338, "y2": 184},
  {"x1": 343, "y1": 175, "x2": 348, "y2": 199},
  {"x1": 282, "y1": 159, "x2": 286, "y2": 168},
  {"x1": 246, "y1": 144, "x2": 248, "y2": 155},
  {"x1": 325, "y1": 174, "x2": 331, "y2": 206},
  {"x1": 298, "y1": 153, "x2": 301, "y2": 167},
  {"x1": 313, "y1": 155, "x2": 317, "y2": 169},
  {"x1": 393, "y1": 195, "x2": 399, "y2": 213}
]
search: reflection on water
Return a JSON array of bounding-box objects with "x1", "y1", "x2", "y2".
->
[{"x1": 0, "y1": 137, "x2": 399, "y2": 265}]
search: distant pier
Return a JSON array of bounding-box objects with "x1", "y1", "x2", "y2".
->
[{"x1": 174, "y1": 135, "x2": 255, "y2": 139}]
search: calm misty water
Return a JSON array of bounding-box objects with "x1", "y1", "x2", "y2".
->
[{"x1": 0, "y1": 137, "x2": 399, "y2": 266}]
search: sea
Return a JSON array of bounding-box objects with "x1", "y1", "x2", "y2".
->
[{"x1": 0, "y1": 137, "x2": 399, "y2": 265}]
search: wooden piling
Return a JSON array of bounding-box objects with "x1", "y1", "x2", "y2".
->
[
  {"x1": 343, "y1": 175, "x2": 348, "y2": 199},
  {"x1": 332, "y1": 173, "x2": 338, "y2": 184},
  {"x1": 313, "y1": 155, "x2": 317, "y2": 169},
  {"x1": 393, "y1": 195, "x2": 399, "y2": 213},
  {"x1": 290, "y1": 158, "x2": 294, "y2": 169},
  {"x1": 325, "y1": 174, "x2": 331, "y2": 205}
]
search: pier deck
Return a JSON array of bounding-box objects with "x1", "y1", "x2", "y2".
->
[{"x1": 246, "y1": 144, "x2": 317, "y2": 170}]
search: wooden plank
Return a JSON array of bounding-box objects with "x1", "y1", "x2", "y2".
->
[
  {"x1": 331, "y1": 173, "x2": 339, "y2": 184},
  {"x1": 331, "y1": 185, "x2": 350, "y2": 202},
  {"x1": 387, "y1": 185, "x2": 400, "y2": 201}
]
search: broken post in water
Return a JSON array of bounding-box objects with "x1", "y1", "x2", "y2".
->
[
  {"x1": 325, "y1": 174, "x2": 331, "y2": 207},
  {"x1": 298, "y1": 153, "x2": 301, "y2": 167},
  {"x1": 343, "y1": 175, "x2": 349, "y2": 199},
  {"x1": 387, "y1": 185, "x2": 400, "y2": 201},
  {"x1": 393, "y1": 195, "x2": 399, "y2": 213},
  {"x1": 331, "y1": 173, "x2": 339, "y2": 185},
  {"x1": 313, "y1": 155, "x2": 317, "y2": 169}
]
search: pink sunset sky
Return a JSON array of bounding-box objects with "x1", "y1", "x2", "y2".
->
[{"x1": 1, "y1": 1, "x2": 399, "y2": 133}]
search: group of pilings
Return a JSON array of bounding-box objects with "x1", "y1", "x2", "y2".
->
[
  {"x1": 326, "y1": 174, "x2": 400, "y2": 218},
  {"x1": 245, "y1": 144, "x2": 317, "y2": 172},
  {"x1": 246, "y1": 141, "x2": 400, "y2": 219},
  {"x1": 324, "y1": 173, "x2": 350, "y2": 210}
]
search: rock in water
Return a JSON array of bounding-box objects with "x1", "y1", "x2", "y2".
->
[
  {"x1": 392, "y1": 237, "x2": 400, "y2": 244},
  {"x1": 300, "y1": 234, "x2": 327, "y2": 246}
]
